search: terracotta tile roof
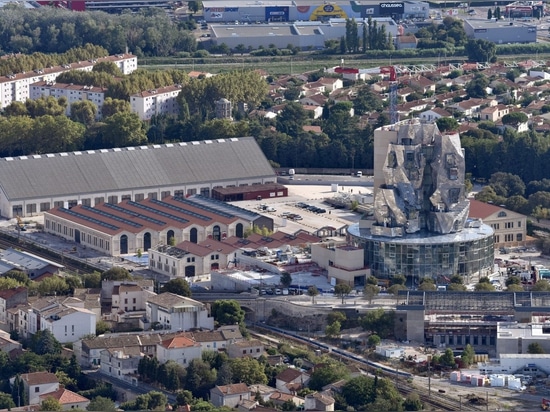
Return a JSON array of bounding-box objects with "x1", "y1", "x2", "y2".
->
[
  {"x1": 21, "y1": 371, "x2": 58, "y2": 386},
  {"x1": 0, "y1": 286, "x2": 26, "y2": 300},
  {"x1": 270, "y1": 391, "x2": 295, "y2": 402},
  {"x1": 215, "y1": 383, "x2": 249, "y2": 395},
  {"x1": 276, "y1": 368, "x2": 305, "y2": 383},
  {"x1": 161, "y1": 335, "x2": 198, "y2": 349},
  {"x1": 468, "y1": 199, "x2": 503, "y2": 219},
  {"x1": 39, "y1": 387, "x2": 89, "y2": 405}
]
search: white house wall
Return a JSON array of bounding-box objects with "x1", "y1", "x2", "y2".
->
[{"x1": 40, "y1": 310, "x2": 96, "y2": 343}]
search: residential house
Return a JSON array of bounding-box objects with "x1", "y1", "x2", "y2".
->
[
  {"x1": 304, "y1": 392, "x2": 335, "y2": 411},
  {"x1": 0, "y1": 333, "x2": 21, "y2": 354},
  {"x1": 110, "y1": 283, "x2": 155, "y2": 326},
  {"x1": 448, "y1": 98, "x2": 490, "y2": 117},
  {"x1": 301, "y1": 81, "x2": 326, "y2": 97},
  {"x1": 39, "y1": 306, "x2": 96, "y2": 344},
  {"x1": 156, "y1": 334, "x2": 202, "y2": 365},
  {"x1": 248, "y1": 384, "x2": 277, "y2": 403},
  {"x1": 16, "y1": 372, "x2": 59, "y2": 406},
  {"x1": 275, "y1": 368, "x2": 310, "y2": 394},
  {"x1": 397, "y1": 99, "x2": 429, "y2": 118},
  {"x1": 74, "y1": 333, "x2": 166, "y2": 367},
  {"x1": 99, "y1": 347, "x2": 142, "y2": 383},
  {"x1": 406, "y1": 75, "x2": 436, "y2": 94},
  {"x1": 38, "y1": 386, "x2": 90, "y2": 410},
  {"x1": 0, "y1": 286, "x2": 27, "y2": 325},
  {"x1": 468, "y1": 199, "x2": 527, "y2": 247},
  {"x1": 210, "y1": 383, "x2": 250, "y2": 408},
  {"x1": 419, "y1": 108, "x2": 452, "y2": 123},
  {"x1": 299, "y1": 94, "x2": 328, "y2": 107},
  {"x1": 302, "y1": 105, "x2": 323, "y2": 119},
  {"x1": 72, "y1": 288, "x2": 101, "y2": 319},
  {"x1": 101, "y1": 279, "x2": 154, "y2": 308},
  {"x1": 269, "y1": 391, "x2": 305, "y2": 408},
  {"x1": 481, "y1": 104, "x2": 509, "y2": 122},
  {"x1": 318, "y1": 77, "x2": 343, "y2": 93},
  {"x1": 396, "y1": 35, "x2": 417, "y2": 50},
  {"x1": 146, "y1": 293, "x2": 214, "y2": 332},
  {"x1": 227, "y1": 339, "x2": 264, "y2": 359},
  {"x1": 192, "y1": 328, "x2": 243, "y2": 352}
]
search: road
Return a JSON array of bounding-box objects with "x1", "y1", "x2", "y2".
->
[{"x1": 86, "y1": 370, "x2": 177, "y2": 404}]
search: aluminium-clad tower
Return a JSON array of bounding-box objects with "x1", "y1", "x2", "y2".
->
[{"x1": 347, "y1": 121, "x2": 494, "y2": 281}]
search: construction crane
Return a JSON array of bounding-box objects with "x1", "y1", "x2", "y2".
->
[
  {"x1": 334, "y1": 65, "x2": 399, "y2": 124},
  {"x1": 363, "y1": 66, "x2": 399, "y2": 125}
]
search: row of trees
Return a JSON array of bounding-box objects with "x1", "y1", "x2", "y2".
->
[
  {"x1": 340, "y1": 17, "x2": 393, "y2": 54},
  {"x1": 0, "y1": 5, "x2": 196, "y2": 57}
]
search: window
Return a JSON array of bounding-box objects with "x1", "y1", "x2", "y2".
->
[
  {"x1": 518, "y1": 221, "x2": 522, "y2": 227},
  {"x1": 121, "y1": 194, "x2": 131, "y2": 201},
  {"x1": 94, "y1": 197, "x2": 104, "y2": 205},
  {"x1": 161, "y1": 191, "x2": 170, "y2": 199},
  {"x1": 107, "y1": 195, "x2": 118, "y2": 204},
  {"x1": 187, "y1": 257, "x2": 195, "y2": 263},
  {"x1": 81, "y1": 198, "x2": 91, "y2": 206},
  {"x1": 40, "y1": 202, "x2": 51, "y2": 212},
  {"x1": 505, "y1": 222, "x2": 514, "y2": 229},
  {"x1": 135, "y1": 193, "x2": 145, "y2": 202},
  {"x1": 35, "y1": 387, "x2": 40, "y2": 393},
  {"x1": 517, "y1": 234, "x2": 523, "y2": 241},
  {"x1": 187, "y1": 188, "x2": 197, "y2": 196},
  {"x1": 498, "y1": 211, "x2": 507, "y2": 217},
  {"x1": 26, "y1": 204, "x2": 36, "y2": 214},
  {"x1": 174, "y1": 190, "x2": 184, "y2": 198},
  {"x1": 133, "y1": 298, "x2": 136, "y2": 303},
  {"x1": 148, "y1": 192, "x2": 158, "y2": 200}
]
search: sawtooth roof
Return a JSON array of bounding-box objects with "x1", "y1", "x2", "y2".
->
[{"x1": 0, "y1": 137, "x2": 275, "y2": 201}]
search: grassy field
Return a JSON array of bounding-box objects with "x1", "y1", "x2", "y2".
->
[{"x1": 138, "y1": 53, "x2": 548, "y2": 75}]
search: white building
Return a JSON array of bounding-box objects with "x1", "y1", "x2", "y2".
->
[
  {"x1": 111, "y1": 283, "x2": 155, "y2": 322},
  {"x1": 39, "y1": 306, "x2": 96, "y2": 344},
  {"x1": 0, "y1": 53, "x2": 136, "y2": 109},
  {"x1": 310, "y1": 242, "x2": 370, "y2": 287},
  {"x1": 99, "y1": 347, "x2": 142, "y2": 382},
  {"x1": 156, "y1": 334, "x2": 202, "y2": 365},
  {"x1": 30, "y1": 81, "x2": 107, "y2": 119},
  {"x1": 148, "y1": 239, "x2": 236, "y2": 279},
  {"x1": 16, "y1": 372, "x2": 59, "y2": 406},
  {"x1": 130, "y1": 84, "x2": 182, "y2": 120},
  {"x1": 146, "y1": 293, "x2": 214, "y2": 331}
]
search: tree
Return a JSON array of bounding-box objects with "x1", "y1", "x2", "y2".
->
[
  {"x1": 87, "y1": 396, "x2": 116, "y2": 412},
  {"x1": 440, "y1": 348, "x2": 456, "y2": 368},
  {"x1": 532, "y1": 280, "x2": 550, "y2": 291},
  {"x1": 185, "y1": 359, "x2": 217, "y2": 399},
  {"x1": 391, "y1": 275, "x2": 406, "y2": 286},
  {"x1": 40, "y1": 397, "x2": 62, "y2": 411},
  {"x1": 461, "y1": 344, "x2": 476, "y2": 367},
  {"x1": 11, "y1": 375, "x2": 26, "y2": 407},
  {"x1": 102, "y1": 267, "x2": 132, "y2": 281},
  {"x1": 0, "y1": 392, "x2": 15, "y2": 410},
  {"x1": 474, "y1": 277, "x2": 495, "y2": 291},
  {"x1": 308, "y1": 361, "x2": 349, "y2": 390},
  {"x1": 487, "y1": 8, "x2": 493, "y2": 20},
  {"x1": 418, "y1": 278, "x2": 436, "y2": 291},
  {"x1": 101, "y1": 97, "x2": 130, "y2": 118},
  {"x1": 367, "y1": 334, "x2": 381, "y2": 348},
  {"x1": 334, "y1": 283, "x2": 352, "y2": 304},
  {"x1": 96, "y1": 320, "x2": 111, "y2": 336},
  {"x1": 361, "y1": 308, "x2": 395, "y2": 339},
  {"x1": 229, "y1": 357, "x2": 268, "y2": 385},
  {"x1": 29, "y1": 330, "x2": 62, "y2": 356},
  {"x1": 363, "y1": 284, "x2": 379, "y2": 304},
  {"x1": 161, "y1": 278, "x2": 192, "y2": 297},
  {"x1": 280, "y1": 272, "x2": 292, "y2": 288},
  {"x1": 466, "y1": 73, "x2": 489, "y2": 98},
  {"x1": 211, "y1": 300, "x2": 245, "y2": 326},
  {"x1": 188, "y1": 1, "x2": 202, "y2": 14},
  {"x1": 495, "y1": 6, "x2": 501, "y2": 19},
  {"x1": 70, "y1": 100, "x2": 97, "y2": 126},
  {"x1": 275, "y1": 102, "x2": 308, "y2": 137},
  {"x1": 436, "y1": 117, "x2": 459, "y2": 132},
  {"x1": 403, "y1": 393, "x2": 423, "y2": 411},
  {"x1": 465, "y1": 39, "x2": 496, "y2": 63},
  {"x1": 327, "y1": 311, "x2": 346, "y2": 325},
  {"x1": 528, "y1": 342, "x2": 545, "y2": 354},
  {"x1": 307, "y1": 286, "x2": 319, "y2": 304},
  {"x1": 505, "y1": 276, "x2": 521, "y2": 287},
  {"x1": 502, "y1": 112, "x2": 528, "y2": 126},
  {"x1": 341, "y1": 375, "x2": 375, "y2": 408},
  {"x1": 101, "y1": 112, "x2": 147, "y2": 148},
  {"x1": 387, "y1": 284, "x2": 407, "y2": 296},
  {"x1": 325, "y1": 320, "x2": 341, "y2": 338}
]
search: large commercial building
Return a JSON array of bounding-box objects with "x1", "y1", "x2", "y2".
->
[
  {"x1": 44, "y1": 194, "x2": 273, "y2": 256},
  {"x1": 464, "y1": 19, "x2": 537, "y2": 44},
  {"x1": 210, "y1": 18, "x2": 398, "y2": 50},
  {"x1": 202, "y1": 0, "x2": 430, "y2": 23},
  {"x1": 0, "y1": 137, "x2": 276, "y2": 219},
  {"x1": 347, "y1": 121, "x2": 494, "y2": 281}
]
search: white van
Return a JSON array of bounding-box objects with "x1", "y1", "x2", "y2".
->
[{"x1": 356, "y1": 171, "x2": 363, "y2": 177}]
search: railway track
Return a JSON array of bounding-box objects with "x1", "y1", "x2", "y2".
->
[
  {"x1": 0, "y1": 232, "x2": 99, "y2": 274},
  {"x1": 251, "y1": 325, "x2": 485, "y2": 411}
]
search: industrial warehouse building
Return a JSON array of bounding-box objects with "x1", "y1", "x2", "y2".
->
[
  {"x1": 44, "y1": 195, "x2": 274, "y2": 256},
  {"x1": 0, "y1": 137, "x2": 277, "y2": 219},
  {"x1": 210, "y1": 18, "x2": 399, "y2": 50},
  {"x1": 464, "y1": 19, "x2": 537, "y2": 44}
]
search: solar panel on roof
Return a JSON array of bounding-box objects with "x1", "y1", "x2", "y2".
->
[
  {"x1": 58, "y1": 208, "x2": 119, "y2": 231},
  {"x1": 172, "y1": 196, "x2": 234, "y2": 219},
  {"x1": 149, "y1": 199, "x2": 211, "y2": 221},
  {"x1": 104, "y1": 203, "x2": 167, "y2": 226},
  {"x1": 81, "y1": 205, "x2": 143, "y2": 228},
  {"x1": 193, "y1": 195, "x2": 258, "y2": 217},
  {"x1": 129, "y1": 201, "x2": 189, "y2": 225}
]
